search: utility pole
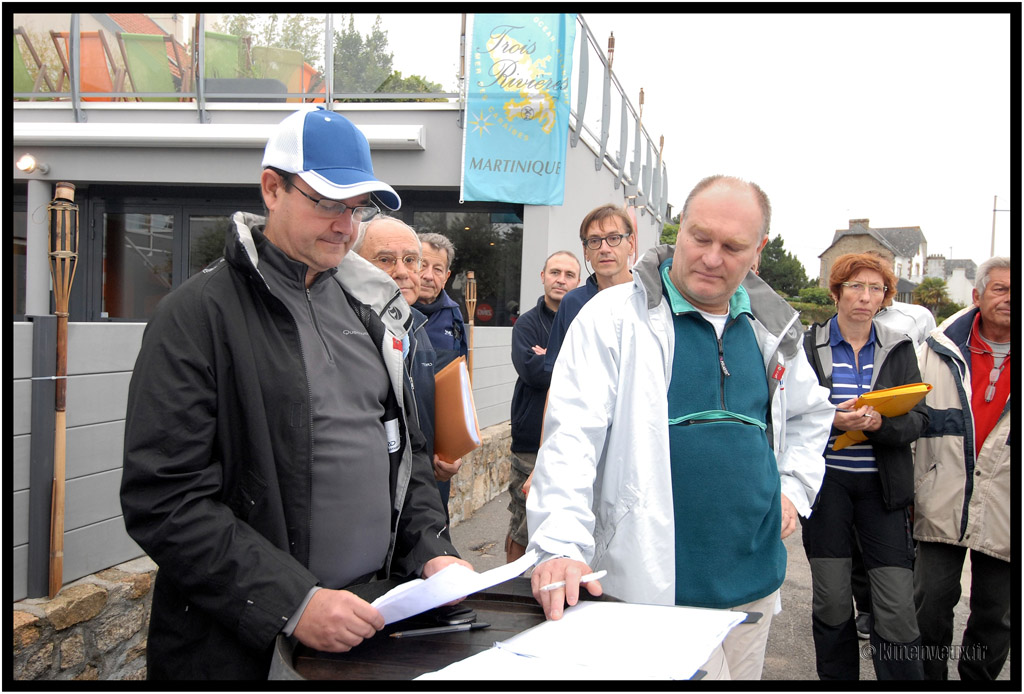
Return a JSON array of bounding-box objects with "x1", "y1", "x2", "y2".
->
[
  {"x1": 991, "y1": 195, "x2": 1010, "y2": 258},
  {"x1": 991, "y1": 195, "x2": 997, "y2": 258}
]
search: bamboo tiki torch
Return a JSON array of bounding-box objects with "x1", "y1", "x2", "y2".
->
[
  {"x1": 465, "y1": 271, "x2": 477, "y2": 382},
  {"x1": 47, "y1": 182, "x2": 79, "y2": 598}
]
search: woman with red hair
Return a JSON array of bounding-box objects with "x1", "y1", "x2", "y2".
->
[{"x1": 800, "y1": 253, "x2": 928, "y2": 680}]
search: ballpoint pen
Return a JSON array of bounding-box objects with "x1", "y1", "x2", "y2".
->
[
  {"x1": 389, "y1": 622, "x2": 491, "y2": 638},
  {"x1": 836, "y1": 408, "x2": 875, "y2": 418},
  {"x1": 540, "y1": 569, "x2": 608, "y2": 592}
]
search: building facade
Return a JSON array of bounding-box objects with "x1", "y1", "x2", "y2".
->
[
  {"x1": 818, "y1": 218, "x2": 928, "y2": 289},
  {"x1": 13, "y1": 12, "x2": 671, "y2": 601}
]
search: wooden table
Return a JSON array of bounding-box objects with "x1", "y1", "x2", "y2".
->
[{"x1": 269, "y1": 577, "x2": 618, "y2": 680}]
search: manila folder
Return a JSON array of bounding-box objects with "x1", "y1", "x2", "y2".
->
[{"x1": 434, "y1": 356, "x2": 482, "y2": 463}]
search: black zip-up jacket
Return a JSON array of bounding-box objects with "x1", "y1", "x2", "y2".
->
[
  {"x1": 120, "y1": 213, "x2": 455, "y2": 679},
  {"x1": 804, "y1": 317, "x2": 929, "y2": 509},
  {"x1": 510, "y1": 296, "x2": 556, "y2": 453}
]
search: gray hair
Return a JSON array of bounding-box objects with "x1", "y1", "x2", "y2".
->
[
  {"x1": 353, "y1": 215, "x2": 421, "y2": 254},
  {"x1": 417, "y1": 232, "x2": 456, "y2": 269},
  {"x1": 680, "y1": 175, "x2": 772, "y2": 239},
  {"x1": 975, "y1": 256, "x2": 1011, "y2": 296}
]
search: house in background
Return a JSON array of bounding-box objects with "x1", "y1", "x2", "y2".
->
[
  {"x1": 818, "y1": 218, "x2": 928, "y2": 290},
  {"x1": 925, "y1": 255, "x2": 977, "y2": 306}
]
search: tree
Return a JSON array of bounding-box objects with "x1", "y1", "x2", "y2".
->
[
  {"x1": 334, "y1": 15, "x2": 392, "y2": 93},
  {"x1": 757, "y1": 235, "x2": 810, "y2": 297},
  {"x1": 333, "y1": 15, "x2": 444, "y2": 97},
  {"x1": 913, "y1": 277, "x2": 950, "y2": 316},
  {"x1": 659, "y1": 213, "x2": 680, "y2": 245},
  {"x1": 798, "y1": 287, "x2": 833, "y2": 306}
]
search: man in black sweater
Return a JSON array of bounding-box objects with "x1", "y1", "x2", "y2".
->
[{"x1": 505, "y1": 251, "x2": 581, "y2": 561}]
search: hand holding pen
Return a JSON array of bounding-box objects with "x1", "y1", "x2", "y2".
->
[
  {"x1": 833, "y1": 398, "x2": 882, "y2": 433},
  {"x1": 530, "y1": 558, "x2": 604, "y2": 621}
]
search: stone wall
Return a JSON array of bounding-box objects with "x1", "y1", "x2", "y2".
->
[
  {"x1": 11, "y1": 423, "x2": 512, "y2": 681},
  {"x1": 13, "y1": 557, "x2": 156, "y2": 680},
  {"x1": 447, "y1": 421, "x2": 512, "y2": 527}
]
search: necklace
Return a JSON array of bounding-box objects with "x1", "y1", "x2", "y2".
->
[{"x1": 968, "y1": 325, "x2": 1011, "y2": 403}]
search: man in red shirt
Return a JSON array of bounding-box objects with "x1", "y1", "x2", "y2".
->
[{"x1": 912, "y1": 256, "x2": 1011, "y2": 680}]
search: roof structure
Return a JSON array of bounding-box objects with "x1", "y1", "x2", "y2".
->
[
  {"x1": 946, "y1": 258, "x2": 977, "y2": 281},
  {"x1": 823, "y1": 218, "x2": 926, "y2": 259}
]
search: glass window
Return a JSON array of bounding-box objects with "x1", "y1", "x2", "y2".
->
[
  {"x1": 188, "y1": 214, "x2": 232, "y2": 275},
  {"x1": 329, "y1": 14, "x2": 459, "y2": 98},
  {"x1": 13, "y1": 13, "x2": 71, "y2": 101},
  {"x1": 102, "y1": 212, "x2": 174, "y2": 320},
  {"x1": 411, "y1": 208, "x2": 523, "y2": 327},
  {"x1": 202, "y1": 13, "x2": 326, "y2": 101}
]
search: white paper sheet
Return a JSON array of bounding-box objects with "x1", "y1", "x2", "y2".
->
[
  {"x1": 494, "y1": 601, "x2": 746, "y2": 680},
  {"x1": 372, "y1": 550, "x2": 537, "y2": 624},
  {"x1": 415, "y1": 647, "x2": 630, "y2": 680}
]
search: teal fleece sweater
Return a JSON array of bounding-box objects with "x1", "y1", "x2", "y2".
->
[{"x1": 661, "y1": 259, "x2": 786, "y2": 609}]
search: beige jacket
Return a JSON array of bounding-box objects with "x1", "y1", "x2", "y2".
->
[{"x1": 913, "y1": 307, "x2": 1011, "y2": 562}]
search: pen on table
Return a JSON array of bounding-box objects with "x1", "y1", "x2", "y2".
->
[
  {"x1": 540, "y1": 569, "x2": 608, "y2": 592},
  {"x1": 389, "y1": 622, "x2": 491, "y2": 638}
]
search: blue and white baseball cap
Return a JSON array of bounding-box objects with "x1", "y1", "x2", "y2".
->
[{"x1": 262, "y1": 107, "x2": 401, "y2": 210}]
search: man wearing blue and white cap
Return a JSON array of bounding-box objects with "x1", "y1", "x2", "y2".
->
[{"x1": 121, "y1": 108, "x2": 472, "y2": 679}]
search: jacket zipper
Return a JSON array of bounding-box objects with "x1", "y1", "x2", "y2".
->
[
  {"x1": 717, "y1": 335, "x2": 730, "y2": 410},
  {"x1": 306, "y1": 288, "x2": 332, "y2": 360}
]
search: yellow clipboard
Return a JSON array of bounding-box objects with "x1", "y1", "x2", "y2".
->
[
  {"x1": 832, "y1": 383, "x2": 932, "y2": 451},
  {"x1": 433, "y1": 356, "x2": 482, "y2": 463}
]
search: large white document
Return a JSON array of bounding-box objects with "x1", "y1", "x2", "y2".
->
[
  {"x1": 372, "y1": 550, "x2": 537, "y2": 624},
  {"x1": 417, "y1": 600, "x2": 746, "y2": 680}
]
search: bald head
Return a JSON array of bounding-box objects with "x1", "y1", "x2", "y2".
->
[{"x1": 356, "y1": 216, "x2": 423, "y2": 304}]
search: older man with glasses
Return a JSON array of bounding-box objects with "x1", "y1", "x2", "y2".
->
[
  {"x1": 354, "y1": 216, "x2": 464, "y2": 520},
  {"x1": 120, "y1": 109, "x2": 471, "y2": 680}
]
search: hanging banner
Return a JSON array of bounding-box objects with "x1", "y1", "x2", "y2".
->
[{"x1": 461, "y1": 14, "x2": 577, "y2": 206}]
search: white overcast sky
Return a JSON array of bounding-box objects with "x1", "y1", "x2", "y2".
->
[{"x1": 358, "y1": 10, "x2": 1013, "y2": 278}]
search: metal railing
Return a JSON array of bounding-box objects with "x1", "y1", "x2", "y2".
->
[{"x1": 14, "y1": 12, "x2": 668, "y2": 222}]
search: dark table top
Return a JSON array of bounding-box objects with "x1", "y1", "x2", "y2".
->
[{"x1": 274, "y1": 577, "x2": 613, "y2": 680}]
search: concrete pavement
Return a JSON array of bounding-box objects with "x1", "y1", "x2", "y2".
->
[{"x1": 451, "y1": 490, "x2": 1011, "y2": 681}]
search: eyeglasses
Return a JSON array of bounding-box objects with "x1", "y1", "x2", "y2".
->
[
  {"x1": 841, "y1": 281, "x2": 886, "y2": 295},
  {"x1": 372, "y1": 254, "x2": 422, "y2": 271},
  {"x1": 583, "y1": 232, "x2": 632, "y2": 250},
  {"x1": 285, "y1": 176, "x2": 380, "y2": 221}
]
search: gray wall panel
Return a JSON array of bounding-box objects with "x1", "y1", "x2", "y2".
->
[
  {"x1": 14, "y1": 434, "x2": 31, "y2": 490},
  {"x1": 14, "y1": 322, "x2": 32, "y2": 379},
  {"x1": 67, "y1": 323, "x2": 145, "y2": 374},
  {"x1": 13, "y1": 379, "x2": 32, "y2": 436},
  {"x1": 66, "y1": 469, "x2": 123, "y2": 531},
  {"x1": 67, "y1": 421, "x2": 127, "y2": 478},
  {"x1": 13, "y1": 545, "x2": 28, "y2": 603},
  {"x1": 14, "y1": 488, "x2": 29, "y2": 546},
  {"x1": 63, "y1": 518, "x2": 144, "y2": 586},
  {"x1": 65, "y1": 373, "x2": 131, "y2": 428}
]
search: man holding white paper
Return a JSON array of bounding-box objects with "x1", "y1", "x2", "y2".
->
[{"x1": 526, "y1": 176, "x2": 833, "y2": 679}]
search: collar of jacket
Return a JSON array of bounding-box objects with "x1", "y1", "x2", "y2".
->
[
  {"x1": 227, "y1": 211, "x2": 412, "y2": 338},
  {"x1": 633, "y1": 244, "x2": 803, "y2": 358},
  {"x1": 659, "y1": 258, "x2": 752, "y2": 319},
  {"x1": 927, "y1": 305, "x2": 980, "y2": 367},
  {"x1": 535, "y1": 294, "x2": 557, "y2": 319},
  {"x1": 415, "y1": 289, "x2": 460, "y2": 316},
  {"x1": 811, "y1": 315, "x2": 913, "y2": 390}
]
